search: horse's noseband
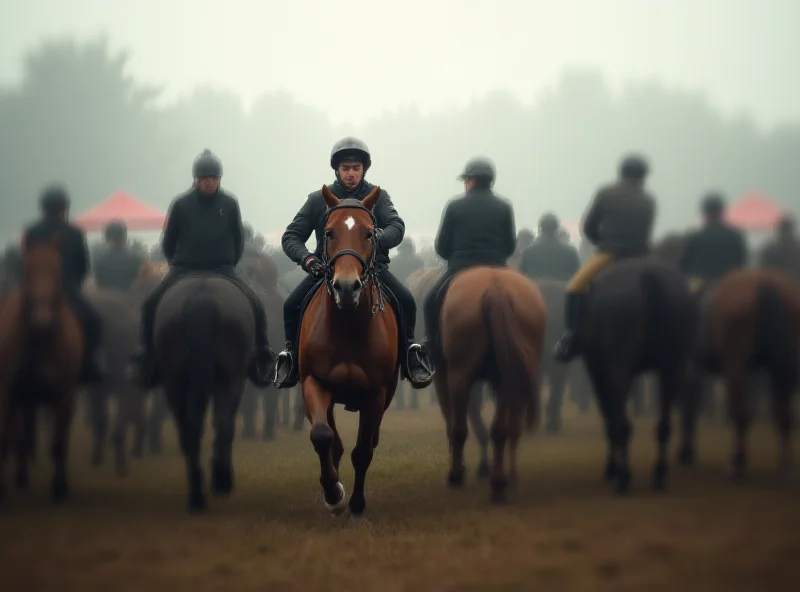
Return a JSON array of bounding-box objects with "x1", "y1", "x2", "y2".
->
[{"x1": 322, "y1": 202, "x2": 384, "y2": 316}]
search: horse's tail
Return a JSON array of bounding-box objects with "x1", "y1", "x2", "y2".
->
[
  {"x1": 756, "y1": 280, "x2": 794, "y2": 371},
  {"x1": 183, "y1": 287, "x2": 216, "y2": 428},
  {"x1": 640, "y1": 268, "x2": 675, "y2": 359},
  {"x1": 481, "y1": 283, "x2": 539, "y2": 429}
]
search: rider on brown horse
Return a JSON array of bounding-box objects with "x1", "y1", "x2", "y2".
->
[
  {"x1": 679, "y1": 193, "x2": 749, "y2": 291},
  {"x1": 22, "y1": 184, "x2": 106, "y2": 382},
  {"x1": 422, "y1": 157, "x2": 517, "y2": 352},
  {"x1": 93, "y1": 221, "x2": 145, "y2": 291},
  {"x1": 273, "y1": 136, "x2": 434, "y2": 389},
  {"x1": 130, "y1": 149, "x2": 274, "y2": 389},
  {"x1": 519, "y1": 212, "x2": 581, "y2": 281},
  {"x1": 554, "y1": 154, "x2": 656, "y2": 362},
  {"x1": 759, "y1": 214, "x2": 800, "y2": 282}
]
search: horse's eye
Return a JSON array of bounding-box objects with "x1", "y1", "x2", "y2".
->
[
  {"x1": 366, "y1": 230, "x2": 374, "y2": 239},
  {"x1": 325, "y1": 229, "x2": 334, "y2": 240}
]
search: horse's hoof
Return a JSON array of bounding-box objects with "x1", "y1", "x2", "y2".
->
[
  {"x1": 447, "y1": 468, "x2": 466, "y2": 488},
  {"x1": 490, "y1": 488, "x2": 507, "y2": 505},
  {"x1": 51, "y1": 479, "x2": 69, "y2": 504},
  {"x1": 324, "y1": 481, "x2": 347, "y2": 516},
  {"x1": 677, "y1": 448, "x2": 695, "y2": 467},
  {"x1": 476, "y1": 461, "x2": 490, "y2": 480},
  {"x1": 188, "y1": 495, "x2": 207, "y2": 514},
  {"x1": 211, "y1": 464, "x2": 234, "y2": 497}
]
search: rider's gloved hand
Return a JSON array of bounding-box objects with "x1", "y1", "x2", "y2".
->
[{"x1": 303, "y1": 255, "x2": 326, "y2": 279}]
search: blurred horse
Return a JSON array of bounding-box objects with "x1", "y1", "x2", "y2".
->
[
  {"x1": 409, "y1": 264, "x2": 491, "y2": 476},
  {"x1": 239, "y1": 255, "x2": 294, "y2": 440},
  {"x1": 578, "y1": 258, "x2": 694, "y2": 494},
  {"x1": 700, "y1": 269, "x2": 800, "y2": 480},
  {"x1": 436, "y1": 267, "x2": 545, "y2": 503},
  {"x1": 298, "y1": 186, "x2": 399, "y2": 518},
  {"x1": 0, "y1": 235, "x2": 84, "y2": 502},
  {"x1": 154, "y1": 273, "x2": 255, "y2": 512}
]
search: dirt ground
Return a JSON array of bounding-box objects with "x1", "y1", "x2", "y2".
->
[{"x1": 1, "y1": 401, "x2": 798, "y2": 592}]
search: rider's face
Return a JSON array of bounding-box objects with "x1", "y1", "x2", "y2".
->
[
  {"x1": 464, "y1": 178, "x2": 476, "y2": 192},
  {"x1": 196, "y1": 176, "x2": 220, "y2": 196},
  {"x1": 337, "y1": 162, "x2": 364, "y2": 190}
]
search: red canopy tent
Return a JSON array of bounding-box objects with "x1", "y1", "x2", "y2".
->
[
  {"x1": 725, "y1": 193, "x2": 785, "y2": 231},
  {"x1": 74, "y1": 191, "x2": 166, "y2": 232}
]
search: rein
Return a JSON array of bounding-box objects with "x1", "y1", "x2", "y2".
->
[{"x1": 321, "y1": 202, "x2": 385, "y2": 316}]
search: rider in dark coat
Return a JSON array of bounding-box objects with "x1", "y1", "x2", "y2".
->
[
  {"x1": 22, "y1": 184, "x2": 105, "y2": 382},
  {"x1": 520, "y1": 213, "x2": 581, "y2": 281},
  {"x1": 423, "y1": 157, "x2": 517, "y2": 351},
  {"x1": 759, "y1": 215, "x2": 800, "y2": 283},
  {"x1": 391, "y1": 237, "x2": 425, "y2": 284},
  {"x1": 554, "y1": 154, "x2": 657, "y2": 362},
  {"x1": 273, "y1": 137, "x2": 434, "y2": 389},
  {"x1": 130, "y1": 149, "x2": 274, "y2": 389},
  {"x1": 680, "y1": 193, "x2": 748, "y2": 290},
  {"x1": 93, "y1": 221, "x2": 145, "y2": 291}
]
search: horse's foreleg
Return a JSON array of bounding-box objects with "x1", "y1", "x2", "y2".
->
[
  {"x1": 51, "y1": 386, "x2": 77, "y2": 503},
  {"x1": 262, "y1": 387, "x2": 278, "y2": 442},
  {"x1": 239, "y1": 385, "x2": 257, "y2": 439},
  {"x1": 546, "y1": 368, "x2": 567, "y2": 434},
  {"x1": 467, "y1": 384, "x2": 489, "y2": 479},
  {"x1": 147, "y1": 389, "x2": 167, "y2": 454},
  {"x1": 677, "y1": 366, "x2": 702, "y2": 467},
  {"x1": 292, "y1": 388, "x2": 305, "y2": 431},
  {"x1": 210, "y1": 383, "x2": 242, "y2": 498},
  {"x1": 279, "y1": 390, "x2": 290, "y2": 428},
  {"x1": 131, "y1": 391, "x2": 147, "y2": 459},
  {"x1": 327, "y1": 407, "x2": 345, "y2": 472},
  {"x1": 303, "y1": 377, "x2": 344, "y2": 514},
  {"x1": 349, "y1": 393, "x2": 385, "y2": 517}
]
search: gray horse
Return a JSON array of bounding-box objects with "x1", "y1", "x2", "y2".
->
[{"x1": 155, "y1": 274, "x2": 254, "y2": 512}]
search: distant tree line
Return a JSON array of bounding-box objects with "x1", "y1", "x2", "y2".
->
[{"x1": 1, "y1": 36, "x2": 796, "y2": 244}]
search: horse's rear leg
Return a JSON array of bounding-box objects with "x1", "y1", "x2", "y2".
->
[
  {"x1": 147, "y1": 389, "x2": 167, "y2": 454},
  {"x1": 488, "y1": 396, "x2": 510, "y2": 504},
  {"x1": 723, "y1": 363, "x2": 750, "y2": 480},
  {"x1": 87, "y1": 386, "x2": 108, "y2": 467},
  {"x1": 210, "y1": 384, "x2": 243, "y2": 497},
  {"x1": 51, "y1": 387, "x2": 78, "y2": 503},
  {"x1": 546, "y1": 369, "x2": 569, "y2": 434},
  {"x1": 170, "y1": 392, "x2": 208, "y2": 512},
  {"x1": 677, "y1": 367, "x2": 702, "y2": 467},
  {"x1": 349, "y1": 392, "x2": 386, "y2": 517},
  {"x1": 653, "y1": 367, "x2": 682, "y2": 490},
  {"x1": 467, "y1": 384, "x2": 490, "y2": 479},
  {"x1": 445, "y1": 371, "x2": 471, "y2": 488},
  {"x1": 15, "y1": 404, "x2": 36, "y2": 490},
  {"x1": 769, "y1": 368, "x2": 798, "y2": 482},
  {"x1": 239, "y1": 386, "x2": 257, "y2": 439},
  {"x1": 303, "y1": 377, "x2": 345, "y2": 514}
]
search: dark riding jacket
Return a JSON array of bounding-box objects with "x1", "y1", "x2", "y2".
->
[
  {"x1": 583, "y1": 180, "x2": 656, "y2": 257},
  {"x1": 162, "y1": 187, "x2": 244, "y2": 270},
  {"x1": 23, "y1": 217, "x2": 89, "y2": 295},
  {"x1": 680, "y1": 221, "x2": 748, "y2": 280},
  {"x1": 435, "y1": 188, "x2": 516, "y2": 271},
  {"x1": 281, "y1": 180, "x2": 404, "y2": 271},
  {"x1": 94, "y1": 246, "x2": 145, "y2": 291},
  {"x1": 520, "y1": 236, "x2": 581, "y2": 281}
]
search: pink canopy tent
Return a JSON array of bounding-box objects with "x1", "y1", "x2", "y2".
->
[
  {"x1": 725, "y1": 193, "x2": 785, "y2": 231},
  {"x1": 74, "y1": 191, "x2": 166, "y2": 232}
]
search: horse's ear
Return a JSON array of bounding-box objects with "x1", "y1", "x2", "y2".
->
[
  {"x1": 361, "y1": 186, "x2": 380, "y2": 212},
  {"x1": 321, "y1": 185, "x2": 340, "y2": 209}
]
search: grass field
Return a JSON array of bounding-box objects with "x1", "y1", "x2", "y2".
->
[{"x1": 1, "y1": 402, "x2": 799, "y2": 591}]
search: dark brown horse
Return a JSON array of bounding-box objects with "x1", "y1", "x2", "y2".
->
[
  {"x1": 154, "y1": 274, "x2": 255, "y2": 512},
  {"x1": 700, "y1": 269, "x2": 800, "y2": 480},
  {"x1": 299, "y1": 186, "x2": 398, "y2": 518},
  {"x1": 0, "y1": 235, "x2": 84, "y2": 502},
  {"x1": 579, "y1": 258, "x2": 694, "y2": 494},
  {"x1": 436, "y1": 267, "x2": 545, "y2": 503}
]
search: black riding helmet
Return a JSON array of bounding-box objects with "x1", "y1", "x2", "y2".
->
[
  {"x1": 619, "y1": 154, "x2": 649, "y2": 181},
  {"x1": 330, "y1": 137, "x2": 371, "y2": 171},
  {"x1": 193, "y1": 149, "x2": 223, "y2": 177},
  {"x1": 39, "y1": 184, "x2": 70, "y2": 210},
  {"x1": 458, "y1": 156, "x2": 496, "y2": 183},
  {"x1": 539, "y1": 212, "x2": 560, "y2": 234},
  {"x1": 104, "y1": 220, "x2": 127, "y2": 242},
  {"x1": 701, "y1": 192, "x2": 725, "y2": 215}
]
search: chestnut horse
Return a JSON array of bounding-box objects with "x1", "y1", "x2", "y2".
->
[
  {"x1": 299, "y1": 186, "x2": 398, "y2": 518},
  {"x1": 700, "y1": 269, "x2": 800, "y2": 480},
  {"x1": 0, "y1": 235, "x2": 84, "y2": 502},
  {"x1": 436, "y1": 267, "x2": 545, "y2": 503}
]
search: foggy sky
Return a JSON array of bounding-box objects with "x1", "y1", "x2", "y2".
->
[{"x1": 2, "y1": 0, "x2": 799, "y2": 129}]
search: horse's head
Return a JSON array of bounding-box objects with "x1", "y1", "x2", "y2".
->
[
  {"x1": 21, "y1": 234, "x2": 63, "y2": 331},
  {"x1": 320, "y1": 184, "x2": 381, "y2": 309}
]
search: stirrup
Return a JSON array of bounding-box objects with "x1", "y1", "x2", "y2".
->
[
  {"x1": 272, "y1": 351, "x2": 295, "y2": 387},
  {"x1": 408, "y1": 343, "x2": 434, "y2": 375}
]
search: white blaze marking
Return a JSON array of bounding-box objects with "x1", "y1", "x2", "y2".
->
[{"x1": 344, "y1": 216, "x2": 355, "y2": 230}]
